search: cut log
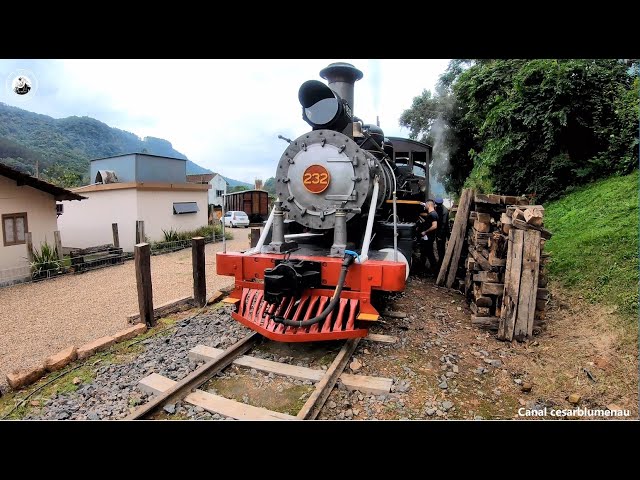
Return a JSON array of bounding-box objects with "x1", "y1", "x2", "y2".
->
[
  {"x1": 503, "y1": 196, "x2": 518, "y2": 205},
  {"x1": 470, "y1": 302, "x2": 491, "y2": 316},
  {"x1": 538, "y1": 273, "x2": 548, "y2": 288},
  {"x1": 536, "y1": 299, "x2": 547, "y2": 311},
  {"x1": 473, "y1": 271, "x2": 502, "y2": 283},
  {"x1": 469, "y1": 247, "x2": 491, "y2": 271},
  {"x1": 513, "y1": 230, "x2": 541, "y2": 341},
  {"x1": 498, "y1": 228, "x2": 524, "y2": 341},
  {"x1": 489, "y1": 256, "x2": 507, "y2": 267},
  {"x1": 488, "y1": 194, "x2": 501, "y2": 204},
  {"x1": 524, "y1": 208, "x2": 544, "y2": 227},
  {"x1": 536, "y1": 288, "x2": 549, "y2": 300},
  {"x1": 474, "y1": 221, "x2": 490, "y2": 233},
  {"x1": 481, "y1": 282, "x2": 504, "y2": 296},
  {"x1": 474, "y1": 193, "x2": 490, "y2": 204},
  {"x1": 472, "y1": 316, "x2": 499, "y2": 331},
  {"x1": 476, "y1": 212, "x2": 491, "y2": 224},
  {"x1": 475, "y1": 296, "x2": 493, "y2": 307},
  {"x1": 511, "y1": 219, "x2": 553, "y2": 239},
  {"x1": 512, "y1": 208, "x2": 525, "y2": 221}
]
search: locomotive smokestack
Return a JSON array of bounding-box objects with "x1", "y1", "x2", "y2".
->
[{"x1": 319, "y1": 62, "x2": 363, "y2": 115}]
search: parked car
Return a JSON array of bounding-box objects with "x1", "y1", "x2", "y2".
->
[{"x1": 223, "y1": 210, "x2": 250, "y2": 228}]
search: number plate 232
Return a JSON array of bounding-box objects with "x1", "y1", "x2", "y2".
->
[{"x1": 302, "y1": 165, "x2": 331, "y2": 194}]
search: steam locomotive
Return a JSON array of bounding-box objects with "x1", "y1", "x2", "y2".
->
[{"x1": 217, "y1": 62, "x2": 432, "y2": 342}]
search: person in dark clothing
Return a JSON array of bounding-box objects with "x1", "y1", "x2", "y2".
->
[
  {"x1": 416, "y1": 200, "x2": 439, "y2": 275},
  {"x1": 434, "y1": 197, "x2": 449, "y2": 269}
]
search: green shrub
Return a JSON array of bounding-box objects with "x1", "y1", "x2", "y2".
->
[{"x1": 30, "y1": 240, "x2": 62, "y2": 279}]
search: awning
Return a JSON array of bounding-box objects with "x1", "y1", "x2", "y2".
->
[{"x1": 173, "y1": 202, "x2": 199, "y2": 214}]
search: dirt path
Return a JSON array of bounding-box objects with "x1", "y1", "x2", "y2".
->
[
  {"x1": 318, "y1": 277, "x2": 638, "y2": 420},
  {"x1": 0, "y1": 234, "x2": 251, "y2": 390}
]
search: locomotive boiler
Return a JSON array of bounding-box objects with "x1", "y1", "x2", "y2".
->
[{"x1": 217, "y1": 62, "x2": 432, "y2": 342}]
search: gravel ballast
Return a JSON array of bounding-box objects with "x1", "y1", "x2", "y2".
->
[{"x1": 0, "y1": 236, "x2": 250, "y2": 391}]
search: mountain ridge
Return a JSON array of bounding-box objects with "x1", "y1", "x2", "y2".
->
[{"x1": 0, "y1": 103, "x2": 261, "y2": 186}]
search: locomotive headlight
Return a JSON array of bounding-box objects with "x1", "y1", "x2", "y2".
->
[{"x1": 298, "y1": 80, "x2": 351, "y2": 131}]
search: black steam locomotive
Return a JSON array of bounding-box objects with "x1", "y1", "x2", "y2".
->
[{"x1": 217, "y1": 62, "x2": 432, "y2": 341}]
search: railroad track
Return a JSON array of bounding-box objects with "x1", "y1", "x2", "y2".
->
[{"x1": 126, "y1": 332, "x2": 396, "y2": 420}]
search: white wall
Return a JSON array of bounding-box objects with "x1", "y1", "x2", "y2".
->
[
  {"x1": 59, "y1": 187, "x2": 208, "y2": 252},
  {"x1": 137, "y1": 189, "x2": 208, "y2": 243},
  {"x1": 0, "y1": 175, "x2": 59, "y2": 277},
  {"x1": 208, "y1": 175, "x2": 227, "y2": 206},
  {"x1": 59, "y1": 189, "x2": 138, "y2": 252}
]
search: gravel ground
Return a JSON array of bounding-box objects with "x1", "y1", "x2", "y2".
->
[
  {"x1": 0, "y1": 234, "x2": 250, "y2": 390},
  {"x1": 22, "y1": 305, "x2": 250, "y2": 420}
]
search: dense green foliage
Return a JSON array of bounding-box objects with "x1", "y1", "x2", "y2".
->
[
  {"x1": 400, "y1": 59, "x2": 638, "y2": 201},
  {"x1": 544, "y1": 171, "x2": 638, "y2": 318},
  {"x1": 263, "y1": 177, "x2": 276, "y2": 195},
  {"x1": 0, "y1": 102, "x2": 211, "y2": 187}
]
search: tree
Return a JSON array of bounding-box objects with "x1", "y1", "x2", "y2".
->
[
  {"x1": 42, "y1": 163, "x2": 83, "y2": 188},
  {"x1": 228, "y1": 185, "x2": 249, "y2": 193},
  {"x1": 400, "y1": 59, "x2": 639, "y2": 201},
  {"x1": 263, "y1": 177, "x2": 276, "y2": 195}
]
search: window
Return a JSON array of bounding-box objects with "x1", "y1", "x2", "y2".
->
[
  {"x1": 173, "y1": 202, "x2": 199, "y2": 214},
  {"x1": 216, "y1": 190, "x2": 225, "y2": 197},
  {"x1": 224, "y1": 211, "x2": 231, "y2": 217},
  {"x1": 2, "y1": 212, "x2": 28, "y2": 246}
]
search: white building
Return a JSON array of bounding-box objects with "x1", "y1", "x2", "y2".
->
[
  {"x1": 186, "y1": 173, "x2": 228, "y2": 207},
  {"x1": 0, "y1": 163, "x2": 85, "y2": 283},
  {"x1": 58, "y1": 153, "x2": 209, "y2": 252}
]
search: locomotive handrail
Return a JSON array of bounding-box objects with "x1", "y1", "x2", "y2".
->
[
  {"x1": 357, "y1": 175, "x2": 379, "y2": 264},
  {"x1": 244, "y1": 205, "x2": 276, "y2": 255}
]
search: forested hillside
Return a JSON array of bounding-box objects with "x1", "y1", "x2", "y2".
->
[
  {"x1": 0, "y1": 102, "x2": 212, "y2": 187},
  {"x1": 400, "y1": 59, "x2": 638, "y2": 202}
]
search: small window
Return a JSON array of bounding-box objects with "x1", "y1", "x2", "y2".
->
[
  {"x1": 216, "y1": 189, "x2": 225, "y2": 197},
  {"x1": 2, "y1": 212, "x2": 28, "y2": 246},
  {"x1": 224, "y1": 212, "x2": 231, "y2": 217},
  {"x1": 56, "y1": 203, "x2": 64, "y2": 216},
  {"x1": 173, "y1": 202, "x2": 199, "y2": 214}
]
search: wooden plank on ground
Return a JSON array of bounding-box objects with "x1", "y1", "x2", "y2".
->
[
  {"x1": 127, "y1": 295, "x2": 193, "y2": 323},
  {"x1": 498, "y1": 229, "x2": 524, "y2": 341},
  {"x1": 138, "y1": 373, "x2": 295, "y2": 420},
  {"x1": 186, "y1": 390, "x2": 295, "y2": 420},
  {"x1": 445, "y1": 188, "x2": 474, "y2": 288},
  {"x1": 188, "y1": 345, "x2": 325, "y2": 382},
  {"x1": 364, "y1": 333, "x2": 397, "y2": 344},
  {"x1": 339, "y1": 374, "x2": 392, "y2": 396},
  {"x1": 436, "y1": 188, "x2": 473, "y2": 286},
  {"x1": 188, "y1": 344, "x2": 392, "y2": 395},
  {"x1": 513, "y1": 230, "x2": 541, "y2": 341},
  {"x1": 472, "y1": 316, "x2": 499, "y2": 330}
]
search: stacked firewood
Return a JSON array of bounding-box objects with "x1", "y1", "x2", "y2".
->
[{"x1": 462, "y1": 193, "x2": 552, "y2": 342}]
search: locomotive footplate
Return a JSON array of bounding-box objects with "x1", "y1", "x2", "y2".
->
[{"x1": 216, "y1": 251, "x2": 406, "y2": 342}]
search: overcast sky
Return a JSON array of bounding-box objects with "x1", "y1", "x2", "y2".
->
[{"x1": 0, "y1": 59, "x2": 450, "y2": 183}]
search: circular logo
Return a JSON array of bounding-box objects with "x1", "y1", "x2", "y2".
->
[
  {"x1": 5, "y1": 69, "x2": 39, "y2": 102},
  {"x1": 302, "y1": 164, "x2": 331, "y2": 194}
]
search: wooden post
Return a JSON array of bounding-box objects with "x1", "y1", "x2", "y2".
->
[
  {"x1": 250, "y1": 228, "x2": 260, "y2": 248},
  {"x1": 135, "y1": 242, "x2": 155, "y2": 326},
  {"x1": 26, "y1": 232, "x2": 34, "y2": 263},
  {"x1": 112, "y1": 223, "x2": 120, "y2": 248},
  {"x1": 192, "y1": 236, "x2": 206, "y2": 307},
  {"x1": 136, "y1": 220, "x2": 145, "y2": 244},
  {"x1": 53, "y1": 230, "x2": 64, "y2": 262}
]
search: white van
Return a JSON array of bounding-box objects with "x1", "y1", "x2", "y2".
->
[{"x1": 223, "y1": 211, "x2": 250, "y2": 228}]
